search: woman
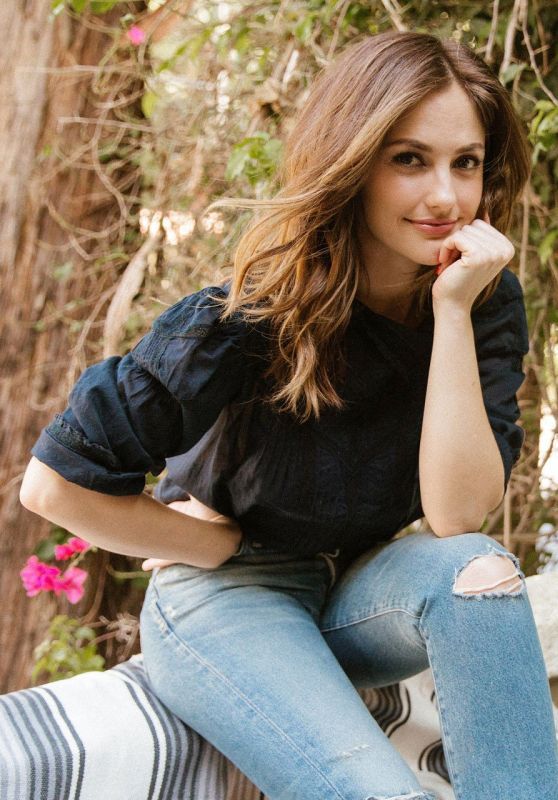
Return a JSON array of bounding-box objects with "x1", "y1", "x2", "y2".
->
[{"x1": 21, "y1": 31, "x2": 558, "y2": 800}]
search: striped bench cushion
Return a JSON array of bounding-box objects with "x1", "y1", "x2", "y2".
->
[{"x1": 0, "y1": 657, "x2": 455, "y2": 800}]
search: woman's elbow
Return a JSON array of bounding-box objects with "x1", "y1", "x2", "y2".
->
[
  {"x1": 427, "y1": 517, "x2": 485, "y2": 539},
  {"x1": 19, "y1": 457, "x2": 68, "y2": 515}
]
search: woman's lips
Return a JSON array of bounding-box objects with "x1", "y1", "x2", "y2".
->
[{"x1": 408, "y1": 220, "x2": 456, "y2": 236}]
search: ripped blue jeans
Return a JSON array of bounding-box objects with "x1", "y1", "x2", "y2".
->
[{"x1": 140, "y1": 531, "x2": 558, "y2": 800}]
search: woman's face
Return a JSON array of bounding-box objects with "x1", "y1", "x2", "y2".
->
[{"x1": 359, "y1": 82, "x2": 486, "y2": 269}]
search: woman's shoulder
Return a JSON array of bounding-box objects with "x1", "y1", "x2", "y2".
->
[
  {"x1": 137, "y1": 283, "x2": 268, "y2": 353},
  {"x1": 145, "y1": 284, "x2": 245, "y2": 337},
  {"x1": 130, "y1": 283, "x2": 268, "y2": 402}
]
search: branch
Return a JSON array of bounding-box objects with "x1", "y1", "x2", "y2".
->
[
  {"x1": 116, "y1": 0, "x2": 194, "y2": 48},
  {"x1": 485, "y1": 0, "x2": 500, "y2": 65},
  {"x1": 381, "y1": 0, "x2": 407, "y2": 32},
  {"x1": 103, "y1": 223, "x2": 163, "y2": 357},
  {"x1": 520, "y1": 5, "x2": 558, "y2": 105},
  {"x1": 500, "y1": 0, "x2": 523, "y2": 76}
]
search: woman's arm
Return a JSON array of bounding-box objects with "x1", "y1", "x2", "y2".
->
[
  {"x1": 419, "y1": 304, "x2": 505, "y2": 537},
  {"x1": 20, "y1": 287, "x2": 256, "y2": 566},
  {"x1": 20, "y1": 456, "x2": 242, "y2": 569},
  {"x1": 419, "y1": 216, "x2": 519, "y2": 538}
]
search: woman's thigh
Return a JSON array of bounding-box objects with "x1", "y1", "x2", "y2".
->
[
  {"x1": 140, "y1": 549, "x2": 433, "y2": 800},
  {"x1": 320, "y1": 530, "x2": 516, "y2": 687}
]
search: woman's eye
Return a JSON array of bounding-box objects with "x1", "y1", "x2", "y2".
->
[
  {"x1": 455, "y1": 155, "x2": 482, "y2": 169},
  {"x1": 392, "y1": 152, "x2": 482, "y2": 169},
  {"x1": 393, "y1": 152, "x2": 422, "y2": 167}
]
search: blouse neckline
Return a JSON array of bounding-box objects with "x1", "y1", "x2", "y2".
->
[{"x1": 352, "y1": 298, "x2": 434, "y2": 335}]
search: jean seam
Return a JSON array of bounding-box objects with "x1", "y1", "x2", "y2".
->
[
  {"x1": 419, "y1": 629, "x2": 461, "y2": 800},
  {"x1": 321, "y1": 608, "x2": 427, "y2": 655},
  {"x1": 321, "y1": 607, "x2": 421, "y2": 632},
  {"x1": 147, "y1": 598, "x2": 348, "y2": 800}
]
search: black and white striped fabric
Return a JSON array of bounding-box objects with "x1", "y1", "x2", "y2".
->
[{"x1": 0, "y1": 657, "x2": 456, "y2": 800}]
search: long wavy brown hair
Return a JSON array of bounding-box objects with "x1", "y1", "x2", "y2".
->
[{"x1": 209, "y1": 31, "x2": 530, "y2": 421}]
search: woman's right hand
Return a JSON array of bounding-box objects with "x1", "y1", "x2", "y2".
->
[{"x1": 141, "y1": 497, "x2": 241, "y2": 571}]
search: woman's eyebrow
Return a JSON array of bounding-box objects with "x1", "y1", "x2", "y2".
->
[{"x1": 384, "y1": 138, "x2": 485, "y2": 153}]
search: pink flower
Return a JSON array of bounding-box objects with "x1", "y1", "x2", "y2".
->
[
  {"x1": 53, "y1": 567, "x2": 88, "y2": 605},
  {"x1": 126, "y1": 25, "x2": 146, "y2": 46},
  {"x1": 54, "y1": 543, "x2": 73, "y2": 560},
  {"x1": 54, "y1": 537, "x2": 90, "y2": 561},
  {"x1": 20, "y1": 556, "x2": 60, "y2": 597}
]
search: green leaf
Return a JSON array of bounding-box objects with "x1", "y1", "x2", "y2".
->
[
  {"x1": 31, "y1": 615, "x2": 105, "y2": 684},
  {"x1": 38, "y1": 144, "x2": 53, "y2": 162},
  {"x1": 344, "y1": 2, "x2": 374, "y2": 32},
  {"x1": 156, "y1": 29, "x2": 212, "y2": 73},
  {"x1": 499, "y1": 63, "x2": 524, "y2": 86},
  {"x1": 225, "y1": 132, "x2": 282, "y2": 186},
  {"x1": 225, "y1": 147, "x2": 250, "y2": 182},
  {"x1": 294, "y1": 13, "x2": 316, "y2": 43},
  {"x1": 534, "y1": 100, "x2": 556, "y2": 114},
  {"x1": 141, "y1": 91, "x2": 159, "y2": 120},
  {"x1": 33, "y1": 526, "x2": 70, "y2": 561},
  {"x1": 50, "y1": 0, "x2": 66, "y2": 16},
  {"x1": 185, "y1": 28, "x2": 213, "y2": 60},
  {"x1": 74, "y1": 626, "x2": 95, "y2": 640},
  {"x1": 52, "y1": 261, "x2": 73, "y2": 282},
  {"x1": 232, "y1": 28, "x2": 251, "y2": 55},
  {"x1": 90, "y1": 0, "x2": 120, "y2": 12},
  {"x1": 70, "y1": 0, "x2": 88, "y2": 12}
]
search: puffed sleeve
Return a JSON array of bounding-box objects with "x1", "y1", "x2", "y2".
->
[
  {"x1": 31, "y1": 286, "x2": 259, "y2": 495},
  {"x1": 473, "y1": 268, "x2": 530, "y2": 491}
]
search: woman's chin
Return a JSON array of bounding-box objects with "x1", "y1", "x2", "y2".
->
[
  {"x1": 404, "y1": 246, "x2": 439, "y2": 268},
  {"x1": 413, "y1": 254, "x2": 439, "y2": 269},
  {"x1": 419, "y1": 251, "x2": 440, "y2": 268}
]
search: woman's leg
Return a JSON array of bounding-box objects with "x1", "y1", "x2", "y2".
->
[
  {"x1": 320, "y1": 531, "x2": 558, "y2": 800},
  {"x1": 140, "y1": 549, "x2": 436, "y2": 800}
]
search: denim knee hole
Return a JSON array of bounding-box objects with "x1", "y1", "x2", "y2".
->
[{"x1": 452, "y1": 547, "x2": 525, "y2": 599}]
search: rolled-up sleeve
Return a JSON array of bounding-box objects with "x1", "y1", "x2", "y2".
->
[
  {"x1": 473, "y1": 269, "x2": 530, "y2": 491},
  {"x1": 31, "y1": 286, "x2": 257, "y2": 495}
]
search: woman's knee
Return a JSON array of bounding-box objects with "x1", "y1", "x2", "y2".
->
[
  {"x1": 447, "y1": 535, "x2": 525, "y2": 598},
  {"x1": 420, "y1": 531, "x2": 526, "y2": 599}
]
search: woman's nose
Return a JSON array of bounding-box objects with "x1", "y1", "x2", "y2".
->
[{"x1": 425, "y1": 170, "x2": 457, "y2": 210}]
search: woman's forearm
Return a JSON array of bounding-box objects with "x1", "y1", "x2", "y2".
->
[
  {"x1": 19, "y1": 457, "x2": 241, "y2": 568},
  {"x1": 419, "y1": 302, "x2": 505, "y2": 538}
]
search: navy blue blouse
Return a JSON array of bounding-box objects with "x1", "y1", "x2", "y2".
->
[{"x1": 32, "y1": 268, "x2": 529, "y2": 559}]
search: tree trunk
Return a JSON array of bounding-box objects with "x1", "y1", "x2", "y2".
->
[{"x1": 0, "y1": 3, "x2": 139, "y2": 692}]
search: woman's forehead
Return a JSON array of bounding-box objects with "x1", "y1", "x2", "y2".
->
[{"x1": 385, "y1": 85, "x2": 485, "y2": 147}]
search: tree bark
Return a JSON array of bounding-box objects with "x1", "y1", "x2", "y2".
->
[{"x1": 0, "y1": 3, "x2": 137, "y2": 692}]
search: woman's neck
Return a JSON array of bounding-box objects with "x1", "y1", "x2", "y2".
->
[
  {"x1": 356, "y1": 275, "x2": 419, "y2": 327},
  {"x1": 363, "y1": 295, "x2": 420, "y2": 328},
  {"x1": 355, "y1": 222, "x2": 420, "y2": 325}
]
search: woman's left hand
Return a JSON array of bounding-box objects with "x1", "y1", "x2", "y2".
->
[{"x1": 432, "y1": 212, "x2": 515, "y2": 312}]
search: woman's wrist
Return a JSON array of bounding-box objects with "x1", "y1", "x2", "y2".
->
[
  {"x1": 186, "y1": 516, "x2": 244, "y2": 567},
  {"x1": 432, "y1": 297, "x2": 473, "y2": 321}
]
